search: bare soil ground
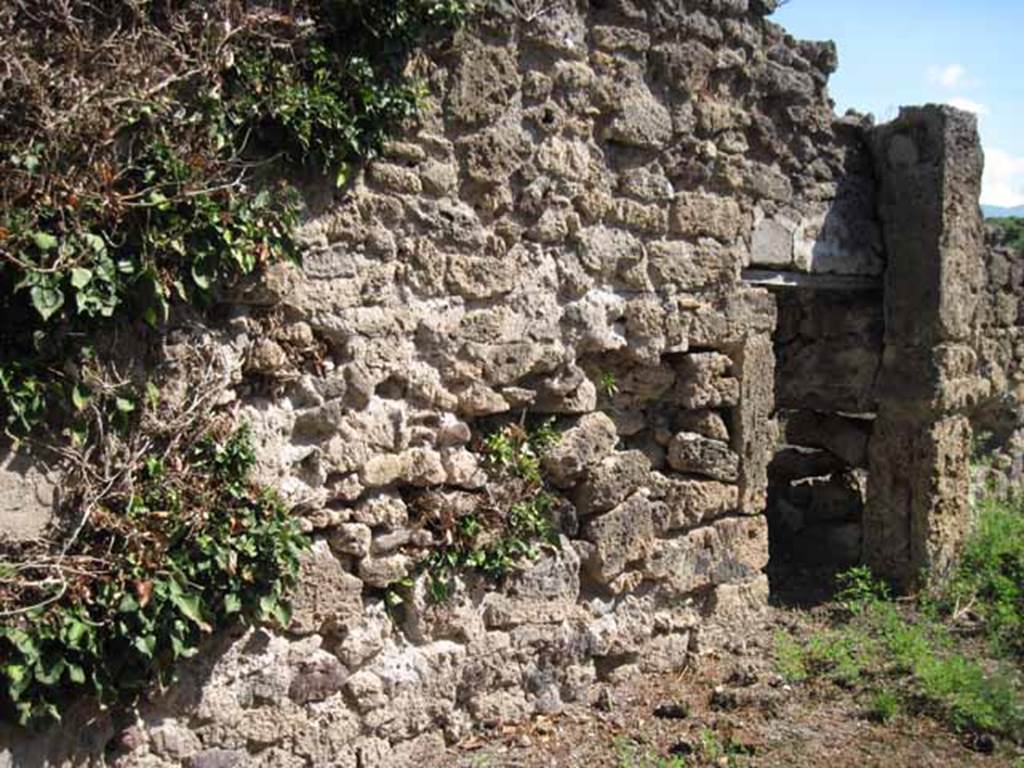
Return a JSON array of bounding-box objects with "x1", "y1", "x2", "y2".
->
[{"x1": 429, "y1": 576, "x2": 1024, "y2": 768}]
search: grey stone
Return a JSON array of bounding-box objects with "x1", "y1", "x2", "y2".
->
[
  {"x1": 542, "y1": 412, "x2": 619, "y2": 488},
  {"x1": 666, "y1": 432, "x2": 740, "y2": 482}
]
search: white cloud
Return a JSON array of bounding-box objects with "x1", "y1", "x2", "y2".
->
[
  {"x1": 982, "y1": 147, "x2": 1024, "y2": 207},
  {"x1": 928, "y1": 64, "x2": 968, "y2": 89},
  {"x1": 948, "y1": 97, "x2": 989, "y2": 116}
]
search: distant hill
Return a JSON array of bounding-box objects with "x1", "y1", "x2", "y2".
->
[{"x1": 983, "y1": 205, "x2": 1024, "y2": 219}]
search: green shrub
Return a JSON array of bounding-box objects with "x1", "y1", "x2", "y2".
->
[
  {"x1": 989, "y1": 217, "x2": 1024, "y2": 252},
  {"x1": 834, "y1": 565, "x2": 892, "y2": 614},
  {"x1": 0, "y1": 427, "x2": 308, "y2": 726}
]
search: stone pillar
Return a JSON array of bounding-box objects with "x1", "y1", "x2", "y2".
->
[{"x1": 865, "y1": 106, "x2": 988, "y2": 589}]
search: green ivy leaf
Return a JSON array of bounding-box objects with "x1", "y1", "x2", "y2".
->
[
  {"x1": 70, "y1": 267, "x2": 93, "y2": 289},
  {"x1": 29, "y1": 285, "x2": 64, "y2": 320},
  {"x1": 32, "y1": 231, "x2": 58, "y2": 251},
  {"x1": 169, "y1": 586, "x2": 208, "y2": 630},
  {"x1": 223, "y1": 593, "x2": 241, "y2": 615},
  {"x1": 70, "y1": 384, "x2": 89, "y2": 411},
  {"x1": 80, "y1": 233, "x2": 106, "y2": 254},
  {"x1": 190, "y1": 264, "x2": 212, "y2": 291},
  {"x1": 133, "y1": 635, "x2": 156, "y2": 659}
]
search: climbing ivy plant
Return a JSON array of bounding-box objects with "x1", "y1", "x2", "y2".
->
[
  {"x1": 0, "y1": 426, "x2": 308, "y2": 726},
  {"x1": 0, "y1": 0, "x2": 472, "y2": 435},
  {"x1": 0, "y1": 0, "x2": 473, "y2": 727}
]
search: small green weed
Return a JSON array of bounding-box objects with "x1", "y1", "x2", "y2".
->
[
  {"x1": 867, "y1": 688, "x2": 901, "y2": 723},
  {"x1": 614, "y1": 738, "x2": 686, "y2": 768},
  {"x1": 614, "y1": 730, "x2": 752, "y2": 767},
  {"x1": 773, "y1": 630, "x2": 808, "y2": 683},
  {"x1": 598, "y1": 371, "x2": 619, "y2": 399},
  {"x1": 834, "y1": 565, "x2": 892, "y2": 614}
]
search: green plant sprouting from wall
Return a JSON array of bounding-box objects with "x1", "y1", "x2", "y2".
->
[
  {"x1": 0, "y1": 0, "x2": 471, "y2": 436},
  {"x1": 412, "y1": 419, "x2": 563, "y2": 603},
  {"x1": 0, "y1": 425, "x2": 308, "y2": 726}
]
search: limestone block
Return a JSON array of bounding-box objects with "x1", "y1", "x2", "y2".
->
[
  {"x1": 446, "y1": 41, "x2": 520, "y2": 127},
  {"x1": 289, "y1": 541, "x2": 364, "y2": 635},
  {"x1": 446, "y1": 247, "x2": 522, "y2": 300},
  {"x1": 358, "y1": 554, "x2": 412, "y2": 588},
  {"x1": 288, "y1": 652, "x2": 348, "y2": 704},
  {"x1": 573, "y1": 450, "x2": 652, "y2": 516},
  {"x1": 190, "y1": 748, "x2": 247, "y2": 768},
  {"x1": 344, "y1": 670, "x2": 388, "y2": 714},
  {"x1": 367, "y1": 162, "x2": 422, "y2": 195},
  {"x1": 0, "y1": 449, "x2": 56, "y2": 542},
  {"x1": 619, "y1": 165, "x2": 674, "y2": 202},
  {"x1": 455, "y1": 382, "x2": 510, "y2": 417},
  {"x1": 458, "y1": 126, "x2": 531, "y2": 183},
  {"x1": 646, "y1": 240, "x2": 739, "y2": 290},
  {"x1": 673, "y1": 352, "x2": 739, "y2": 409},
  {"x1": 575, "y1": 225, "x2": 645, "y2": 281},
  {"x1": 675, "y1": 410, "x2": 730, "y2": 441},
  {"x1": 644, "y1": 516, "x2": 768, "y2": 596},
  {"x1": 609, "y1": 198, "x2": 669, "y2": 235},
  {"x1": 542, "y1": 412, "x2": 619, "y2": 488},
  {"x1": 670, "y1": 192, "x2": 743, "y2": 241},
  {"x1": 330, "y1": 523, "x2": 372, "y2": 558},
  {"x1": 651, "y1": 476, "x2": 739, "y2": 532},
  {"x1": 353, "y1": 492, "x2": 409, "y2": 528},
  {"x1": 581, "y1": 492, "x2": 661, "y2": 584},
  {"x1": 509, "y1": 537, "x2": 581, "y2": 602},
  {"x1": 591, "y1": 25, "x2": 651, "y2": 53},
  {"x1": 749, "y1": 217, "x2": 794, "y2": 267},
  {"x1": 666, "y1": 432, "x2": 740, "y2": 482},
  {"x1": 361, "y1": 448, "x2": 446, "y2": 488}
]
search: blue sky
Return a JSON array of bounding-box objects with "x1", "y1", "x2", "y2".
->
[{"x1": 774, "y1": 1, "x2": 1024, "y2": 207}]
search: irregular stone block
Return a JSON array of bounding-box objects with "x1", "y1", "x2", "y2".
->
[
  {"x1": 288, "y1": 653, "x2": 348, "y2": 704},
  {"x1": 673, "y1": 352, "x2": 739, "y2": 409},
  {"x1": 290, "y1": 541, "x2": 364, "y2": 635},
  {"x1": 674, "y1": 410, "x2": 730, "y2": 441},
  {"x1": 358, "y1": 554, "x2": 412, "y2": 589},
  {"x1": 0, "y1": 449, "x2": 56, "y2": 543},
  {"x1": 750, "y1": 217, "x2": 794, "y2": 267},
  {"x1": 542, "y1": 412, "x2": 619, "y2": 488},
  {"x1": 573, "y1": 450, "x2": 652, "y2": 516},
  {"x1": 353, "y1": 493, "x2": 409, "y2": 528},
  {"x1": 667, "y1": 432, "x2": 740, "y2": 482},
  {"x1": 644, "y1": 516, "x2": 768, "y2": 596},
  {"x1": 669, "y1": 193, "x2": 743, "y2": 241},
  {"x1": 652, "y1": 476, "x2": 739, "y2": 532},
  {"x1": 330, "y1": 523, "x2": 372, "y2": 558},
  {"x1": 605, "y1": 84, "x2": 673, "y2": 149},
  {"x1": 581, "y1": 492, "x2": 661, "y2": 584}
]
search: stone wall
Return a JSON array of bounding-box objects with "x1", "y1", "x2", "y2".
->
[
  {"x1": 972, "y1": 225, "x2": 1024, "y2": 494},
  {"x1": 0, "y1": 2, "x2": 1004, "y2": 767}
]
